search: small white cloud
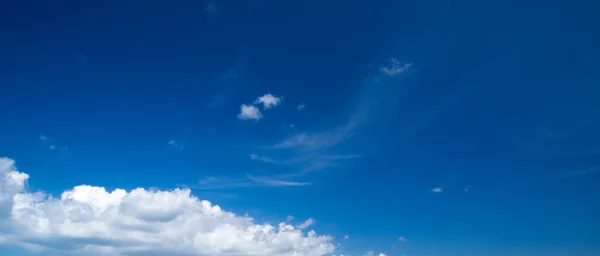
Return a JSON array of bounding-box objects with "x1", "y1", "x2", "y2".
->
[
  {"x1": 432, "y1": 187, "x2": 443, "y2": 193},
  {"x1": 344, "y1": 235, "x2": 349, "y2": 240},
  {"x1": 296, "y1": 218, "x2": 315, "y2": 229},
  {"x1": 297, "y1": 103, "x2": 306, "y2": 111},
  {"x1": 286, "y1": 215, "x2": 294, "y2": 222},
  {"x1": 398, "y1": 236, "x2": 407, "y2": 242},
  {"x1": 464, "y1": 186, "x2": 470, "y2": 192},
  {"x1": 380, "y1": 57, "x2": 412, "y2": 76},
  {"x1": 254, "y1": 94, "x2": 282, "y2": 109},
  {"x1": 237, "y1": 104, "x2": 263, "y2": 120},
  {"x1": 39, "y1": 135, "x2": 48, "y2": 141},
  {"x1": 49, "y1": 145, "x2": 56, "y2": 150}
]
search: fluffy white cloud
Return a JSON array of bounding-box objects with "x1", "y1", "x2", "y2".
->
[
  {"x1": 431, "y1": 187, "x2": 443, "y2": 193},
  {"x1": 237, "y1": 104, "x2": 263, "y2": 120},
  {"x1": 0, "y1": 157, "x2": 335, "y2": 255},
  {"x1": 254, "y1": 94, "x2": 282, "y2": 109}
]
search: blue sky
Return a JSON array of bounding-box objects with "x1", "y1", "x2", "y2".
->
[{"x1": 1, "y1": 0, "x2": 599, "y2": 255}]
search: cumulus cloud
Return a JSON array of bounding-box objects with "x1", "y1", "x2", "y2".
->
[
  {"x1": 296, "y1": 218, "x2": 315, "y2": 230},
  {"x1": 237, "y1": 104, "x2": 263, "y2": 120},
  {"x1": 254, "y1": 94, "x2": 282, "y2": 109},
  {"x1": 431, "y1": 187, "x2": 443, "y2": 193},
  {"x1": 364, "y1": 251, "x2": 386, "y2": 256},
  {"x1": 0, "y1": 157, "x2": 335, "y2": 256}
]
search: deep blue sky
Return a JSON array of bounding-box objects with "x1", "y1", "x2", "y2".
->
[{"x1": 1, "y1": 0, "x2": 599, "y2": 255}]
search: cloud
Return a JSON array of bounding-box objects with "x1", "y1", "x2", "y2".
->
[
  {"x1": 380, "y1": 57, "x2": 412, "y2": 76},
  {"x1": 431, "y1": 187, "x2": 443, "y2": 193},
  {"x1": 398, "y1": 236, "x2": 407, "y2": 242},
  {"x1": 0, "y1": 157, "x2": 335, "y2": 255},
  {"x1": 249, "y1": 153, "x2": 278, "y2": 164},
  {"x1": 364, "y1": 251, "x2": 386, "y2": 256},
  {"x1": 237, "y1": 104, "x2": 263, "y2": 120},
  {"x1": 254, "y1": 94, "x2": 282, "y2": 109},
  {"x1": 297, "y1": 103, "x2": 306, "y2": 111},
  {"x1": 552, "y1": 165, "x2": 600, "y2": 179},
  {"x1": 344, "y1": 235, "x2": 349, "y2": 240},
  {"x1": 194, "y1": 175, "x2": 310, "y2": 190},
  {"x1": 247, "y1": 175, "x2": 311, "y2": 187},
  {"x1": 296, "y1": 218, "x2": 315, "y2": 229},
  {"x1": 286, "y1": 215, "x2": 294, "y2": 222},
  {"x1": 168, "y1": 140, "x2": 184, "y2": 151},
  {"x1": 39, "y1": 135, "x2": 48, "y2": 141},
  {"x1": 49, "y1": 145, "x2": 56, "y2": 150}
]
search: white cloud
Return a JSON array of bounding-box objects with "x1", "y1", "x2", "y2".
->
[
  {"x1": 431, "y1": 187, "x2": 443, "y2": 193},
  {"x1": 249, "y1": 153, "x2": 278, "y2": 164},
  {"x1": 297, "y1": 103, "x2": 306, "y2": 111},
  {"x1": 344, "y1": 235, "x2": 349, "y2": 240},
  {"x1": 0, "y1": 157, "x2": 335, "y2": 256},
  {"x1": 286, "y1": 215, "x2": 294, "y2": 222},
  {"x1": 39, "y1": 135, "x2": 48, "y2": 141},
  {"x1": 195, "y1": 175, "x2": 310, "y2": 190},
  {"x1": 168, "y1": 140, "x2": 184, "y2": 151},
  {"x1": 364, "y1": 251, "x2": 386, "y2": 256},
  {"x1": 398, "y1": 236, "x2": 407, "y2": 242},
  {"x1": 237, "y1": 104, "x2": 263, "y2": 120},
  {"x1": 254, "y1": 94, "x2": 282, "y2": 109},
  {"x1": 296, "y1": 218, "x2": 315, "y2": 229},
  {"x1": 380, "y1": 58, "x2": 412, "y2": 76},
  {"x1": 49, "y1": 145, "x2": 56, "y2": 150}
]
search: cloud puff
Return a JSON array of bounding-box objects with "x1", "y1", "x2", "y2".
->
[
  {"x1": 398, "y1": 236, "x2": 407, "y2": 242},
  {"x1": 0, "y1": 157, "x2": 335, "y2": 255},
  {"x1": 344, "y1": 235, "x2": 349, "y2": 240},
  {"x1": 238, "y1": 104, "x2": 263, "y2": 120},
  {"x1": 296, "y1": 218, "x2": 315, "y2": 229},
  {"x1": 431, "y1": 187, "x2": 443, "y2": 193},
  {"x1": 255, "y1": 94, "x2": 282, "y2": 109}
]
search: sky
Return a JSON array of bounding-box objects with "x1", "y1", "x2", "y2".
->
[{"x1": 1, "y1": 0, "x2": 599, "y2": 255}]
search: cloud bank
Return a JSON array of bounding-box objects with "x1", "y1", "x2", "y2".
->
[{"x1": 0, "y1": 157, "x2": 335, "y2": 256}]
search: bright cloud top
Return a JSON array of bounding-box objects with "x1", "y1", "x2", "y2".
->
[
  {"x1": 0, "y1": 157, "x2": 335, "y2": 255},
  {"x1": 238, "y1": 104, "x2": 263, "y2": 120},
  {"x1": 254, "y1": 94, "x2": 282, "y2": 109}
]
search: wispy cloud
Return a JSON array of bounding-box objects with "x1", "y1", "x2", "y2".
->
[
  {"x1": 248, "y1": 58, "x2": 414, "y2": 177},
  {"x1": 286, "y1": 215, "x2": 294, "y2": 222},
  {"x1": 552, "y1": 165, "x2": 600, "y2": 179},
  {"x1": 168, "y1": 140, "x2": 184, "y2": 151},
  {"x1": 193, "y1": 174, "x2": 310, "y2": 190},
  {"x1": 380, "y1": 57, "x2": 412, "y2": 76},
  {"x1": 398, "y1": 236, "x2": 407, "y2": 242},
  {"x1": 40, "y1": 135, "x2": 49, "y2": 141},
  {"x1": 297, "y1": 103, "x2": 306, "y2": 111},
  {"x1": 39, "y1": 134, "x2": 68, "y2": 151},
  {"x1": 237, "y1": 104, "x2": 263, "y2": 120},
  {"x1": 344, "y1": 235, "x2": 349, "y2": 240},
  {"x1": 249, "y1": 153, "x2": 278, "y2": 164},
  {"x1": 255, "y1": 94, "x2": 282, "y2": 109},
  {"x1": 296, "y1": 218, "x2": 315, "y2": 229},
  {"x1": 431, "y1": 187, "x2": 443, "y2": 193}
]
